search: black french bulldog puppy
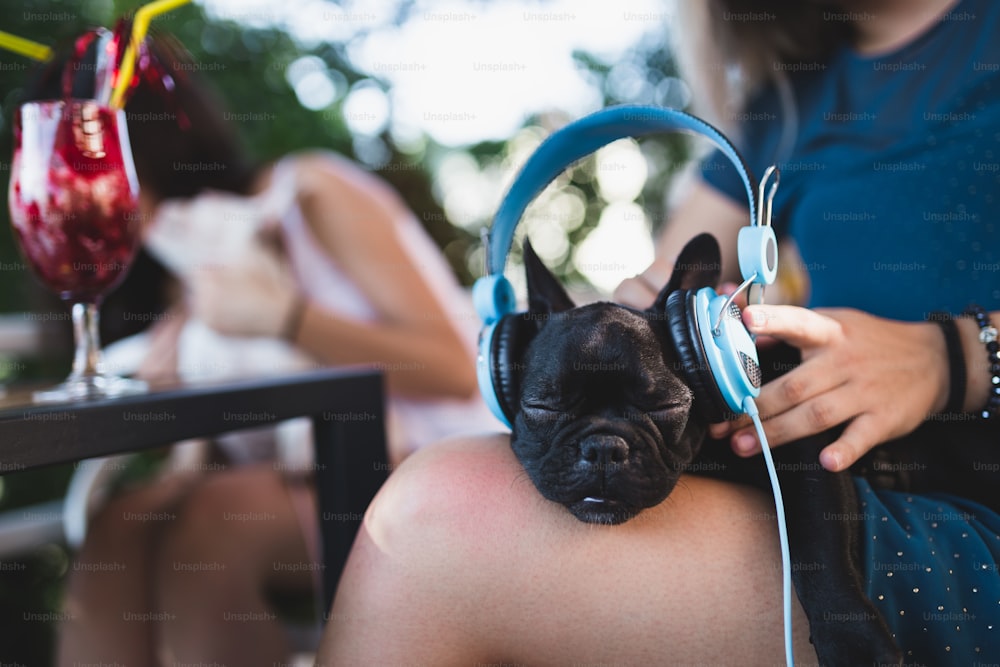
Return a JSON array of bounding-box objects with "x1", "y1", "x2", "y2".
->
[{"x1": 507, "y1": 233, "x2": 995, "y2": 666}]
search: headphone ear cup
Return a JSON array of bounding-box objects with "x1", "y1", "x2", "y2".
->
[
  {"x1": 488, "y1": 314, "x2": 538, "y2": 424},
  {"x1": 664, "y1": 289, "x2": 730, "y2": 423}
]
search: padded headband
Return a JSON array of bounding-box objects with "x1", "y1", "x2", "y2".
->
[{"x1": 485, "y1": 105, "x2": 758, "y2": 276}]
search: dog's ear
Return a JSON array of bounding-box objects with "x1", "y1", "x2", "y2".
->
[
  {"x1": 652, "y1": 233, "x2": 721, "y2": 310},
  {"x1": 524, "y1": 237, "x2": 575, "y2": 315}
]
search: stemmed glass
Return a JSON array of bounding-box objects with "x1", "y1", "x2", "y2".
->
[{"x1": 8, "y1": 99, "x2": 147, "y2": 402}]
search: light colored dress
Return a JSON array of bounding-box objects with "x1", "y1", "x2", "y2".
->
[{"x1": 108, "y1": 152, "x2": 501, "y2": 465}]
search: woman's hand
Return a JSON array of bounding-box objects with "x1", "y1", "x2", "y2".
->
[
  {"x1": 189, "y1": 243, "x2": 301, "y2": 339},
  {"x1": 613, "y1": 274, "x2": 659, "y2": 310},
  {"x1": 711, "y1": 305, "x2": 949, "y2": 472},
  {"x1": 614, "y1": 273, "x2": 745, "y2": 310},
  {"x1": 135, "y1": 304, "x2": 188, "y2": 383}
]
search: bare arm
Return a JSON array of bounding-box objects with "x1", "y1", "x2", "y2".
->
[
  {"x1": 614, "y1": 178, "x2": 749, "y2": 308},
  {"x1": 286, "y1": 153, "x2": 477, "y2": 400}
]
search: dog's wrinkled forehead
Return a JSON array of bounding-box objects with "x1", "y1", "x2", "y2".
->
[
  {"x1": 532, "y1": 304, "x2": 652, "y2": 353},
  {"x1": 546, "y1": 303, "x2": 651, "y2": 342},
  {"x1": 524, "y1": 302, "x2": 682, "y2": 390},
  {"x1": 518, "y1": 233, "x2": 719, "y2": 390}
]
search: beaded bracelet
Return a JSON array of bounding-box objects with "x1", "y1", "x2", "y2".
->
[
  {"x1": 929, "y1": 312, "x2": 966, "y2": 414},
  {"x1": 962, "y1": 304, "x2": 1000, "y2": 419}
]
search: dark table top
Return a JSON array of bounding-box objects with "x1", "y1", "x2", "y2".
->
[{"x1": 0, "y1": 367, "x2": 384, "y2": 473}]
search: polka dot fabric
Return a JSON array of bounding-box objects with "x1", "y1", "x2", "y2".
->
[{"x1": 855, "y1": 478, "x2": 1000, "y2": 662}]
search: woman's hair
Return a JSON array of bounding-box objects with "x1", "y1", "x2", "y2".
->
[
  {"x1": 19, "y1": 28, "x2": 261, "y2": 201},
  {"x1": 672, "y1": 0, "x2": 853, "y2": 130}
]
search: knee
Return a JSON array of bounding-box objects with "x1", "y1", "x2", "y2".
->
[
  {"x1": 81, "y1": 496, "x2": 135, "y2": 558},
  {"x1": 160, "y1": 468, "x2": 273, "y2": 564},
  {"x1": 362, "y1": 433, "x2": 549, "y2": 561},
  {"x1": 78, "y1": 484, "x2": 170, "y2": 561}
]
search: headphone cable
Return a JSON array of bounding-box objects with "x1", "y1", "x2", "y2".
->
[{"x1": 744, "y1": 395, "x2": 794, "y2": 667}]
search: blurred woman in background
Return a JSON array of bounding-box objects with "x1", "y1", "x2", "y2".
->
[{"x1": 22, "y1": 29, "x2": 496, "y2": 665}]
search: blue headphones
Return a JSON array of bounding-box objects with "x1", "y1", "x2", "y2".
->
[{"x1": 474, "y1": 104, "x2": 780, "y2": 428}]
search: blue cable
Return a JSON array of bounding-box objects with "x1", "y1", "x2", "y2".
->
[{"x1": 744, "y1": 395, "x2": 794, "y2": 667}]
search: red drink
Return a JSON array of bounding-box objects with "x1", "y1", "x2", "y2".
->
[
  {"x1": 7, "y1": 99, "x2": 146, "y2": 402},
  {"x1": 9, "y1": 100, "x2": 140, "y2": 302}
]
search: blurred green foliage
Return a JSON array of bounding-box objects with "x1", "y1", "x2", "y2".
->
[{"x1": 0, "y1": 1, "x2": 689, "y2": 662}]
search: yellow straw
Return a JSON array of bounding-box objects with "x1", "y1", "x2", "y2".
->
[
  {"x1": 0, "y1": 30, "x2": 53, "y2": 61},
  {"x1": 109, "y1": 0, "x2": 192, "y2": 109}
]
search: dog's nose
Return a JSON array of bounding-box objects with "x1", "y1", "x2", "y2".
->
[{"x1": 579, "y1": 434, "x2": 629, "y2": 466}]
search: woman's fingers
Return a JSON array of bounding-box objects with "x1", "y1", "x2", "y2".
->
[
  {"x1": 820, "y1": 413, "x2": 884, "y2": 472},
  {"x1": 727, "y1": 374, "x2": 853, "y2": 454},
  {"x1": 613, "y1": 275, "x2": 660, "y2": 309},
  {"x1": 743, "y1": 304, "x2": 843, "y2": 348},
  {"x1": 725, "y1": 390, "x2": 871, "y2": 470},
  {"x1": 711, "y1": 350, "x2": 846, "y2": 441}
]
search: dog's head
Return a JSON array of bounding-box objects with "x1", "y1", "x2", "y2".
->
[{"x1": 509, "y1": 234, "x2": 722, "y2": 525}]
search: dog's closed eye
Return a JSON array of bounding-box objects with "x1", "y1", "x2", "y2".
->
[
  {"x1": 626, "y1": 392, "x2": 688, "y2": 421},
  {"x1": 647, "y1": 403, "x2": 688, "y2": 422},
  {"x1": 520, "y1": 401, "x2": 574, "y2": 421}
]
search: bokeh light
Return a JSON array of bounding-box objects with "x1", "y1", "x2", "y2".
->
[
  {"x1": 342, "y1": 81, "x2": 391, "y2": 135},
  {"x1": 574, "y1": 201, "x2": 654, "y2": 294}
]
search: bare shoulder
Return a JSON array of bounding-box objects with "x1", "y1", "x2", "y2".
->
[
  {"x1": 285, "y1": 150, "x2": 402, "y2": 208},
  {"x1": 378, "y1": 433, "x2": 523, "y2": 514},
  {"x1": 279, "y1": 150, "x2": 414, "y2": 253}
]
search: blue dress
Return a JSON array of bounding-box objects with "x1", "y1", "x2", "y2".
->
[{"x1": 701, "y1": 0, "x2": 1000, "y2": 661}]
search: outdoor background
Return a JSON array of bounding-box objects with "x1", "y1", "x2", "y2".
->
[{"x1": 0, "y1": 0, "x2": 695, "y2": 661}]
